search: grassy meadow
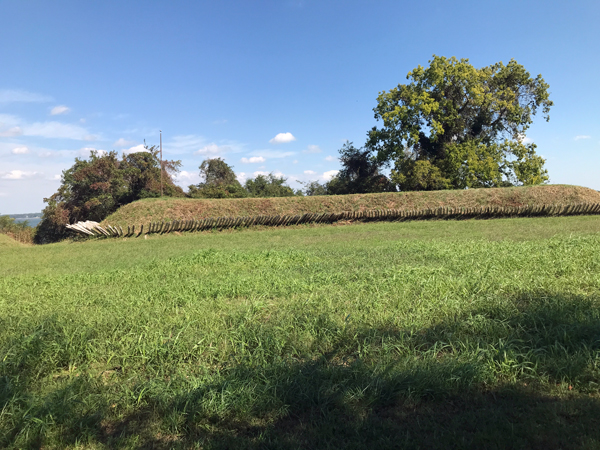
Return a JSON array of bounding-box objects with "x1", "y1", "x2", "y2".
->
[{"x1": 1, "y1": 216, "x2": 600, "y2": 449}]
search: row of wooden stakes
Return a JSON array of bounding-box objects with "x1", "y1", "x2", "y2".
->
[{"x1": 66, "y1": 202, "x2": 600, "y2": 238}]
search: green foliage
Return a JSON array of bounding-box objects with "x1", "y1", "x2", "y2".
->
[
  {"x1": 1, "y1": 217, "x2": 600, "y2": 447},
  {"x1": 35, "y1": 146, "x2": 183, "y2": 244},
  {"x1": 188, "y1": 158, "x2": 248, "y2": 198},
  {"x1": 368, "y1": 55, "x2": 553, "y2": 190},
  {"x1": 244, "y1": 173, "x2": 296, "y2": 197},
  {"x1": 0, "y1": 214, "x2": 34, "y2": 244},
  {"x1": 328, "y1": 142, "x2": 396, "y2": 195}
]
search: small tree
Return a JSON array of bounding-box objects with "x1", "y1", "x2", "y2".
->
[
  {"x1": 188, "y1": 158, "x2": 247, "y2": 198},
  {"x1": 244, "y1": 173, "x2": 296, "y2": 197}
]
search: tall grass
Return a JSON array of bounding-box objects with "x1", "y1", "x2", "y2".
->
[{"x1": 1, "y1": 216, "x2": 600, "y2": 448}]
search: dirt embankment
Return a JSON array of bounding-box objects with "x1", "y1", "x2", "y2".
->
[{"x1": 102, "y1": 185, "x2": 600, "y2": 228}]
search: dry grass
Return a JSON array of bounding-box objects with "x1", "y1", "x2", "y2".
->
[
  {"x1": 0, "y1": 233, "x2": 26, "y2": 248},
  {"x1": 102, "y1": 185, "x2": 600, "y2": 228}
]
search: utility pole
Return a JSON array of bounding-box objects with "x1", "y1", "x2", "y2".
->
[{"x1": 160, "y1": 130, "x2": 163, "y2": 197}]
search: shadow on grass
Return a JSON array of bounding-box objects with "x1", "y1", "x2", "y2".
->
[{"x1": 2, "y1": 291, "x2": 600, "y2": 449}]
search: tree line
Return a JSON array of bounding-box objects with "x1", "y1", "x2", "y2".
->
[{"x1": 35, "y1": 55, "x2": 552, "y2": 243}]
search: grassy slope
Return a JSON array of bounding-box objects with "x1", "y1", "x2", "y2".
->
[
  {"x1": 102, "y1": 184, "x2": 600, "y2": 227},
  {"x1": 1, "y1": 216, "x2": 600, "y2": 449},
  {"x1": 0, "y1": 233, "x2": 24, "y2": 248}
]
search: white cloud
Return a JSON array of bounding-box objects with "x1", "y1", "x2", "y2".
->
[
  {"x1": 212, "y1": 119, "x2": 228, "y2": 125},
  {"x1": 293, "y1": 160, "x2": 298, "y2": 164},
  {"x1": 303, "y1": 144, "x2": 321, "y2": 153},
  {"x1": 123, "y1": 144, "x2": 148, "y2": 155},
  {"x1": 52, "y1": 174, "x2": 61, "y2": 180},
  {"x1": 253, "y1": 170, "x2": 270, "y2": 177},
  {"x1": 236, "y1": 172, "x2": 247, "y2": 184},
  {"x1": 0, "y1": 89, "x2": 53, "y2": 103},
  {"x1": 114, "y1": 138, "x2": 137, "y2": 147},
  {"x1": 269, "y1": 132, "x2": 296, "y2": 144},
  {"x1": 11, "y1": 146, "x2": 29, "y2": 154},
  {"x1": 325, "y1": 155, "x2": 337, "y2": 162},
  {"x1": 575, "y1": 135, "x2": 591, "y2": 140},
  {"x1": 176, "y1": 170, "x2": 200, "y2": 185},
  {"x1": 323, "y1": 170, "x2": 339, "y2": 180},
  {"x1": 241, "y1": 156, "x2": 266, "y2": 163},
  {"x1": 1, "y1": 170, "x2": 41, "y2": 180},
  {"x1": 50, "y1": 105, "x2": 70, "y2": 115},
  {"x1": 304, "y1": 170, "x2": 316, "y2": 175}
]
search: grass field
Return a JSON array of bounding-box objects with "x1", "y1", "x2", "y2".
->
[
  {"x1": 1, "y1": 216, "x2": 600, "y2": 449},
  {"x1": 101, "y1": 185, "x2": 600, "y2": 228}
]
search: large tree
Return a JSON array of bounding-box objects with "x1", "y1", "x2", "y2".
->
[{"x1": 367, "y1": 55, "x2": 553, "y2": 190}]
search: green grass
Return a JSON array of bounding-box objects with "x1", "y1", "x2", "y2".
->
[{"x1": 1, "y1": 216, "x2": 600, "y2": 449}]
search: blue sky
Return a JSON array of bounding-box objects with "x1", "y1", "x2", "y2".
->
[{"x1": 1, "y1": 0, "x2": 599, "y2": 213}]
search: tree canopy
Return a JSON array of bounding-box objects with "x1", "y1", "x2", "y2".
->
[
  {"x1": 245, "y1": 173, "x2": 297, "y2": 198},
  {"x1": 367, "y1": 55, "x2": 553, "y2": 190}
]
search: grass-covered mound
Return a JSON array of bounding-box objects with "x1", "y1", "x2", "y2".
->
[
  {"x1": 102, "y1": 184, "x2": 600, "y2": 228},
  {"x1": 0, "y1": 233, "x2": 25, "y2": 248},
  {"x1": 1, "y1": 216, "x2": 600, "y2": 448}
]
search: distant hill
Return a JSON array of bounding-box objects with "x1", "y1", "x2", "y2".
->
[
  {"x1": 4, "y1": 213, "x2": 42, "y2": 228},
  {"x1": 101, "y1": 185, "x2": 600, "y2": 228},
  {"x1": 8, "y1": 212, "x2": 42, "y2": 219}
]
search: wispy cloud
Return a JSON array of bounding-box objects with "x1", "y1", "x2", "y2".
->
[
  {"x1": 0, "y1": 114, "x2": 93, "y2": 140},
  {"x1": 166, "y1": 135, "x2": 244, "y2": 156},
  {"x1": 24, "y1": 121, "x2": 91, "y2": 140},
  {"x1": 11, "y1": 146, "x2": 29, "y2": 155},
  {"x1": 269, "y1": 132, "x2": 296, "y2": 144},
  {"x1": 325, "y1": 155, "x2": 337, "y2": 162},
  {"x1": 0, "y1": 89, "x2": 53, "y2": 103},
  {"x1": 0, "y1": 126, "x2": 22, "y2": 137},
  {"x1": 1, "y1": 170, "x2": 42, "y2": 180},
  {"x1": 303, "y1": 144, "x2": 321, "y2": 153},
  {"x1": 50, "y1": 105, "x2": 70, "y2": 115},
  {"x1": 250, "y1": 149, "x2": 295, "y2": 159},
  {"x1": 575, "y1": 135, "x2": 591, "y2": 140},
  {"x1": 241, "y1": 156, "x2": 266, "y2": 163},
  {"x1": 195, "y1": 143, "x2": 231, "y2": 156},
  {"x1": 304, "y1": 170, "x2": 316, "y2": 175},
  {"x1": 114, "y1": 138, "x2": 137, "y2": 147}
]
